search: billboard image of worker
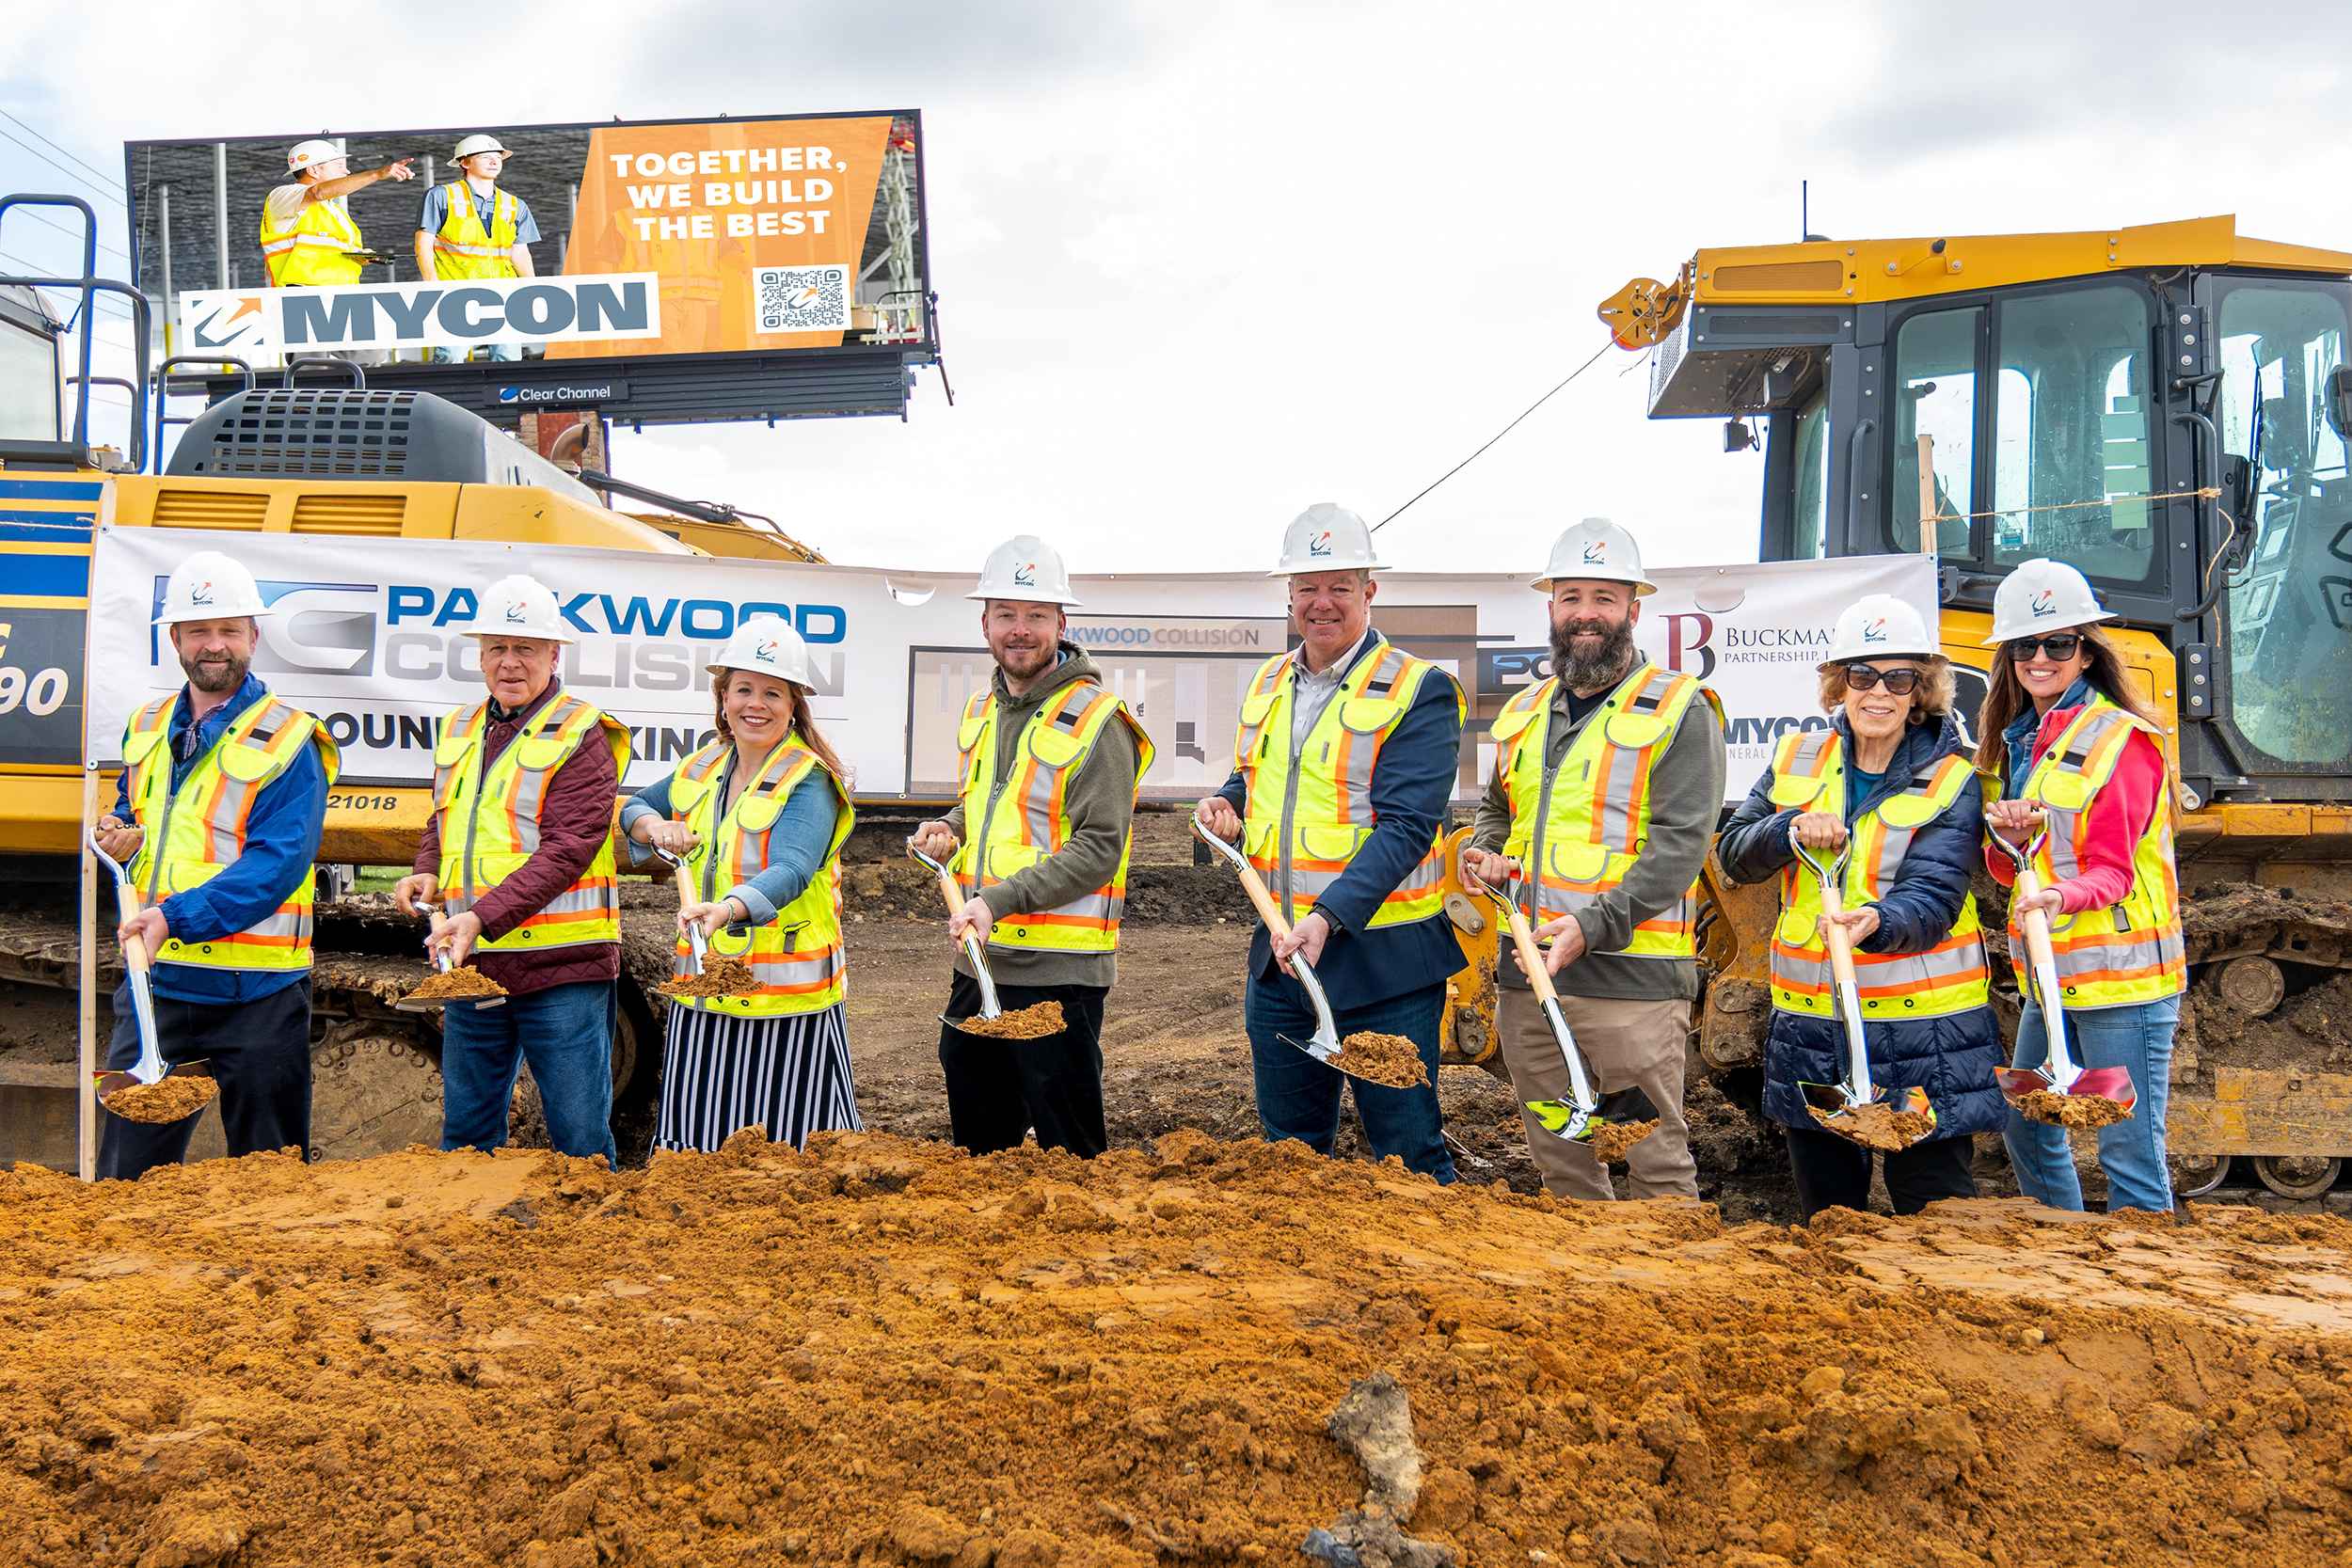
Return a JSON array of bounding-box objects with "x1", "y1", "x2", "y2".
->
[{"x1": 125, "y1": 111, "x2": 929, "y2": 373}]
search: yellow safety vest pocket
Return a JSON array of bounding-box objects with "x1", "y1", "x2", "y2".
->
[
  {"x1": 1300, "y1": 823, "x2": 1368, "y2": 863},
  {"x1": 1603, "y1": 709, "x2": 1673, "y2": 751},
  {"x1": 1025, "y1": 723, "x2": 1088, "y2": 770},
  {"x1": 2037, "y1": 769, "x2": 2097, "y2": 812},
  {"x1": 1490, "y1": 701, "x2": 1539, "y2": 743},
  {"x1": 957, "y1": 710, "x2": 991, "y2": 752},
  {"x1": 1543, "y1": 836, "x2": 1612, "y2": 884},
  {"x1": 733, "y1": 793, "x2": 785, "y2": 834},
  {"x1": 122, "y1": 728, "x2": 167, "y2": 768},
  {"x1": 515, "y1": 734, "x2": 572, "y2": 772},
  {"x1": 981, "y1": 840, "x2": 1046, "y2": 881},
  {"x1": 1769, "y1": 769, "x2": 1831, "y2": 810},
  {"x1": 1244, "y1": 816, "x2": 1281, "y2": 861},
  {"x1": 218, "y1": 738, "x2": 281, "y2": 784},
  {"x1": 434, "y1": 728, "x2": 476, "y2": 770},
  {"x1": 672, "y1": 770, "x2": 718, "y2": 815},
  {"x1": 1239, "y1": 689, "x2": 1279, "y2": 728},
  {"x1": 1338, "y1": 693, "x2": 1402, "y2": 734},
  {"x1": 1775, "y1": 903, "x2": 1820, "y2": 946},
  {"x1": 1877, "y1": 788, "x2": 1949, "y2": 830}
]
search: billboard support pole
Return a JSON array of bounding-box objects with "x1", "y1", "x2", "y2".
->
[
  {"x1": 212, "y1": 143, "x2": 229, "y2": 289},
  {"x1": 156, "y1": 183, "x2": 174, "y2": 358}
]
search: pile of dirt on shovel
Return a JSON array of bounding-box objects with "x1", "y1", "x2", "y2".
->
[{"x1": 5, "y1": 1137, "x2": 2352, "y2": 1568}]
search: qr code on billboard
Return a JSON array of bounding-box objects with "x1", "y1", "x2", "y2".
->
[{"x1": 754, "y1": 265, "x2": 850, "y2": 333}]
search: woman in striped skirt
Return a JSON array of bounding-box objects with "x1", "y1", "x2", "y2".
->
[{"x1": 622, "y1": 616, "x2": 861, "y2": 1151}]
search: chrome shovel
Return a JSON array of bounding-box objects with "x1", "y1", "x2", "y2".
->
[
  {"x1": 87, "y1": 831, "x2": 209, "y2": 1099},
  {"x1": 394, "y1": 899, "x2": 506, "y2": 1013},
  {"x1": 1789, "y1": 835, "x2": 1933, "y2": 1141},
  {"x1": 1989, "y1": 830, "x2": 2137, "y2": 1114},
  {"x1": 910, "y1": 839, "x2": 1006, "y2": 1024},
  {"x1": 1189, "y1": 809, "x2": 1358, "y2": 1073}
]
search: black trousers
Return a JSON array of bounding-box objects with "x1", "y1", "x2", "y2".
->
[
  {"x1": 99, "y1": 977, "x2": 312, "y2": 1181},
  {"x1": 1785, "y1": 1122, "x2": 1976, "y2": 1220},
  {"x1": 937, "y1": 973, "x2": 1108, "y2": 1159}
]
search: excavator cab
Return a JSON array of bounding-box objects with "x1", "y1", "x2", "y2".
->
[{"x1": 1611, "y1": 217, "x2": 2352, "y2": 1196}]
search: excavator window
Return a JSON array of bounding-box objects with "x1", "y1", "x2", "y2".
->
[
  {"x1": 1789, "y1": 390, "x2": 1831, "y2": 559},
  {"x1": 2214, "y1": 277, "x2": 2352, "y2": 769},
  {"x1": 1890, "y1": 305, "x2": 1979, "y2": 559},
  {"x1": 1985, "y1": 285, "x2": 2157, "y2": 584}
]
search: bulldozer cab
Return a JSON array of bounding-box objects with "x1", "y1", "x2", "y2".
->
[{"x1": 1622, "y1": 216, "x2": 2352, "y2": 806}]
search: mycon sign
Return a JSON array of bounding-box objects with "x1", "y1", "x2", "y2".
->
[{"x1": 178, "y1": 275, "x2": 662, "y2": 356}]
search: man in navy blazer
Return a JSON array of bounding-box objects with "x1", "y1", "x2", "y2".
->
[{"x1": 1198, "y1": 503, "x2": 1466, "y2": 1181}]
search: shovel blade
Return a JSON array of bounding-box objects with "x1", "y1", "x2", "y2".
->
[
  {"x1": 1993, "y1": 1065, "x2": 2051, "y2": 1101},
  {"x1": 1524, "y1": 1098, "x2": 1597, "y2": 1143},
  {"x1": 94, "y1": 1059, "x2": 213, "y2": 1101},
  {"x1": 2067, "y1": 1067, "x2": 2137, "y2": 1111}
]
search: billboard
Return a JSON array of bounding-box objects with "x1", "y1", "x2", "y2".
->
[
  {"x1": 125, "y1": 111, "x2": 930, "y2": 424},
  {"x1": 82, "y1": 528, "x2": 1939, "y2": 807}
]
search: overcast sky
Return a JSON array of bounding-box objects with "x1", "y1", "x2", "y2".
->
[{"x1": 7, "y1": 0, "x2": 2347, "y2": 577}]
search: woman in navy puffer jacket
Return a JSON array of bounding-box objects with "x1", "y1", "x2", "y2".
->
[{"x1": 1714, "y1": 596, "x2": 2004, "y2": 1219}]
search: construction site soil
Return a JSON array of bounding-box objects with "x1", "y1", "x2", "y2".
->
[
  {"x1": 1330, "y1": 1032, "x2": 1429, "y2": 1089},
  {"x1": 657, "y1": 956, "x2": 758, "y2": 1001},
  {"x1": 2013, "y1": 1090, "x2": 2137, "y2": 1132},
  {"x1": 955, "y1": 1001, "x2": 1070, "y2": 1041},
  {"x1": 99, "y1": 1073, "x2": 219, "y2": 1124},
  {"x1": 1808, "y1": 1102, "x2": 1937, "y2": 1153},
  {"x1": 404, "y1": 966, "x2": 510, "y2": 1004},
  {"x1": 6, "y1": 1134, "x2": 2352, "y2": 1567}
]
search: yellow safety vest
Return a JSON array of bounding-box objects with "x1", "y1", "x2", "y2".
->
[
  {"x1": 122, "y1": 693, "x2": 339, "y2": 972},
  {"x1": 953, "y1": 680, "x2": 1154, "y2": 953},
  {"x1": 665, "y1": 735, "x2": 854, "y2": 1016},
  {"x1": 1763, "y1": 730, "x2": 1990, "y2": 1018},
  {"x1": 1491, "y1": 663, "x2": 1721, "y2": 960},
  {"x1": 259, "y1": 193, "x2": 365, "y2": 287},
  {"x1": 431, "y1": 692, "x2": 630, "y2": 952},
  {"x1": 2007, "y1": 696, "x2": 2185, "y2": 1008},
  {"x1": 1234, "y1": 636, "x2": 1463, "y2": 929},
  {"x1": 431, "y1": 182, "x2": 520, "y2": 280}
]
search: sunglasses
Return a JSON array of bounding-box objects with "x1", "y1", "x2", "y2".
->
[
  {"x1": 2006, "y1": 634, "x2": 2083, "y2": 662},
  {"x1": 1841, "y1": 664, "x2": 1920, "y2": 695}
]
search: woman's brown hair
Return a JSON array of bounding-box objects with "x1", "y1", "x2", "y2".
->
[
  {"x1": 711, "y1": 672, "x2": 850, "y2": 784},
  {"x1": 1971, "y1": 624, "x2": 2168, "y2": 778},
  {"x1": 1816, "y1": 657, "x2": 1955, "y2": 724}
]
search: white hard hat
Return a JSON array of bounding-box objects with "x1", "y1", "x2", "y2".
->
[
  {"x1": 1535, "y1": 517, "x2": 1655, "y2": 596},
  {"x1": 286, "y1": 138, "x2": 345, "y2": 175},
  {"x1": 1983, "y1": 558, "x2": 2113, "y2": 646},
  {"x1": 707, "y1": 615, "x2": 813, "y2": 688},
  {"x1": 461, "y1": 574, "x2": 574, "y2": 643},
  {"x1": 1826, "y1": 594, "x2": 1938, "y2": 664},
  {"x1": 967, "y1": 534, "x2": 1082, "y2": 607},
  {"x1": 1271, "y1": 502, "x2": 1380, "y2": 577},
  {"x1": 154, "y1": 550, "x2": 272, "y2": 626},
  {"x1": 453, "y1": 134, "x2": 512, "y2": 163}
]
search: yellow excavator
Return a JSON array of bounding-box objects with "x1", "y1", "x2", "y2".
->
[
  {"x1": 1592, "y1": 214, "x2": 2352, "y2": 1200},
  {"x1": 0, "y1": 195, "x2": 834, "y2": 1164}
]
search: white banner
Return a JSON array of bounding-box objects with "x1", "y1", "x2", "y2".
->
[
  {"x1": 177, "y1": 274, "x2": 662, "y2": 359},
  {"x1": 85, "y1": 530, "x2": 1936, "y2": 805}
]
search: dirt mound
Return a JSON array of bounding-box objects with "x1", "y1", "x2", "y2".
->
[{"x1": 6, "y1": 1135, "x2": 2352, "y2": 1566}]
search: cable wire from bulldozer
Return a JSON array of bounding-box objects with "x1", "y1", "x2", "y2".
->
[{"x1": 1374, "y1": 341, "x2": 1615, "y2": 532}]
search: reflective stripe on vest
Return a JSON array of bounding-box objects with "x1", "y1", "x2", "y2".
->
[
  {"x1": 952, "y1": 680, "x2": 1154, "y2": 953},
  {"x1": 122, "y1": 693, "x2": 340, "y2": 972},
  {"x1": 1234, "y1": 637, "x2": 1463, "y2": 930},
  {"x1": 259, "y1": 195, "x2": 364, "y2": 287},
  {"x1": 432, "y1": 182, "x2": 520, "y2": 277},
  {"x1": 432, "y1": 694, "x2": 630, "y2": 952},
  {"x1": 666, "y1": 733, "x2": 855, "y2": 1016},
  {"x1": 2011, "y1": 697, "x2": 2186, "y2": 1007},
  {"x1": 1493, "y1": 664, "x2": 1718, "y2": 960},
  {"x1": 1762, "y1": 731, "x2": 1991, "y2": 1018}
]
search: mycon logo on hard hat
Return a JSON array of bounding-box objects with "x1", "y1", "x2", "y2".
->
[
  {"x1": 2030, "y1": 592, "x2": 2057, "y2": 618},
  {"x1": 1309, "y1": 531, "x2": 1333, "y2": 558},
  {"x1": 1581, "y1": 542, "x2": 1606, "y2": 563},
  {"x1": 755, "y1": 638, "x2": 779, "y2": 665},
  {"x1": 1863, "y1": 618, "x2": 1886, "y2": 643},
  {"x1": 504, "y1": 600, "x2": 527, "y2": 624},
  {"x1": 191, "y1": 582, "x2": 215, "y2": 607},
  {"x1": 1012, "y1": 562, "x2": 1038, "y2": 588}
]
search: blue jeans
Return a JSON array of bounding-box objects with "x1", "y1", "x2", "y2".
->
[
  {"x1": 1245, "y1": 976, "x2": 1454, "y2": 1183},
  {"x1": 439, "y1": 979, "x2": 618, "y2": 1166},
  {"x1": 2002, "y1": 993, "x2": 2179, "y2": 1212}
]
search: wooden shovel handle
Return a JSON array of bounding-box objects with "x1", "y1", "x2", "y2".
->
[
  {"x1": 931, "y1": 863, "x2": 966, "y2": 920},
  {"x1": 671, "y1": 859, "x2": 700, "y2": 911},
  {"x1": 111, "y1": 879, "x2": 151, "y2": 974},
  {"x1": 2010, "y1": 861, "x2": 2062, "y2": 978},
  {"x1": 1814, "y1": 875, "x2": 1862, "y2": 999},
  {"x1": 1495, "y1": 893, "x2": 1561, "y2": 1009},
  {"x1": 1226, "y1": 849, "x2": 1295, "y2": 942}
]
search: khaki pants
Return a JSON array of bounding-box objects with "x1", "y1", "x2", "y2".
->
[{"x1": 1496, "y1": 989, "x2": 1697, "y2": 1200}]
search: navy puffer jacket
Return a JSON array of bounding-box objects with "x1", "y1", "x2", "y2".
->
[{"x1": 1714, "y1": 713, "x2": 2005, "y2": 1140}]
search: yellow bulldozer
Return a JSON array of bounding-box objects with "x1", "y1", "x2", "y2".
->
[{"x1": 1598, "y1": 214, "x2": 2352, "y2": 1200}]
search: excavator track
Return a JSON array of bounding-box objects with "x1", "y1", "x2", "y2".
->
[{"x1": 0, "y1": 890, "x2": 676, "y2": 1169}]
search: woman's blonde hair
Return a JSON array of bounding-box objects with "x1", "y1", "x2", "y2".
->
[{"x1": 1817, "y1": 656, "x2": 1954, "y2": 724}]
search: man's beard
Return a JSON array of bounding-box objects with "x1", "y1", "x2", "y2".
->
[
  {"x1": 182, "y1": 652, "x2": 250, "y2": 694},
  {"x1": 1552, "y1": 619, "x2": 1635, "y2": 692},
  {"x1": 994, "y1": 637, "x2": 1057, "y2": 683}
]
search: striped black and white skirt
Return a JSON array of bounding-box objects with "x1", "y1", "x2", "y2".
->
[{"x1": 655, "y1": 1001, "x2": 864, "y2": 1153}]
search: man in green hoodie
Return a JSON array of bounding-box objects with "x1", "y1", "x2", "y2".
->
[{"x1": 912, "y1": 535, "x2": 1155, "y2": 1157}]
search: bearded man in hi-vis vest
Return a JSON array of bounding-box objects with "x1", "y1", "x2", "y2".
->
[
  {"x1": 1195, "y1": 504, "x2": 1467, "y2": 1182},
  {"x1": 1463, "y1": 519, "x2": 1726, "y2": 1201},
  {"x1": 395, "y1": 574, "x2": 628, "y2": 1166},
  {"x1": 94, "y1": 551, "x2": 335, "y2": 1180},
  {"x1": 912, "y1": 536, "x2": 1152, "y2": 1159}
]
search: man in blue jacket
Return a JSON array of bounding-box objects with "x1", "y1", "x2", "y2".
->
[
  {"x1": 1196, "y1": 503, "x2": 1466, "y2": 1181},
  {"x1": 93, "y1": 550, "x2": 334, "y2": 1180}
]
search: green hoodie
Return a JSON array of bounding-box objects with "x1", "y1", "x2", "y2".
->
[{"x1": 939, "y1": 642, "x2": 1142, "y2": 990}]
